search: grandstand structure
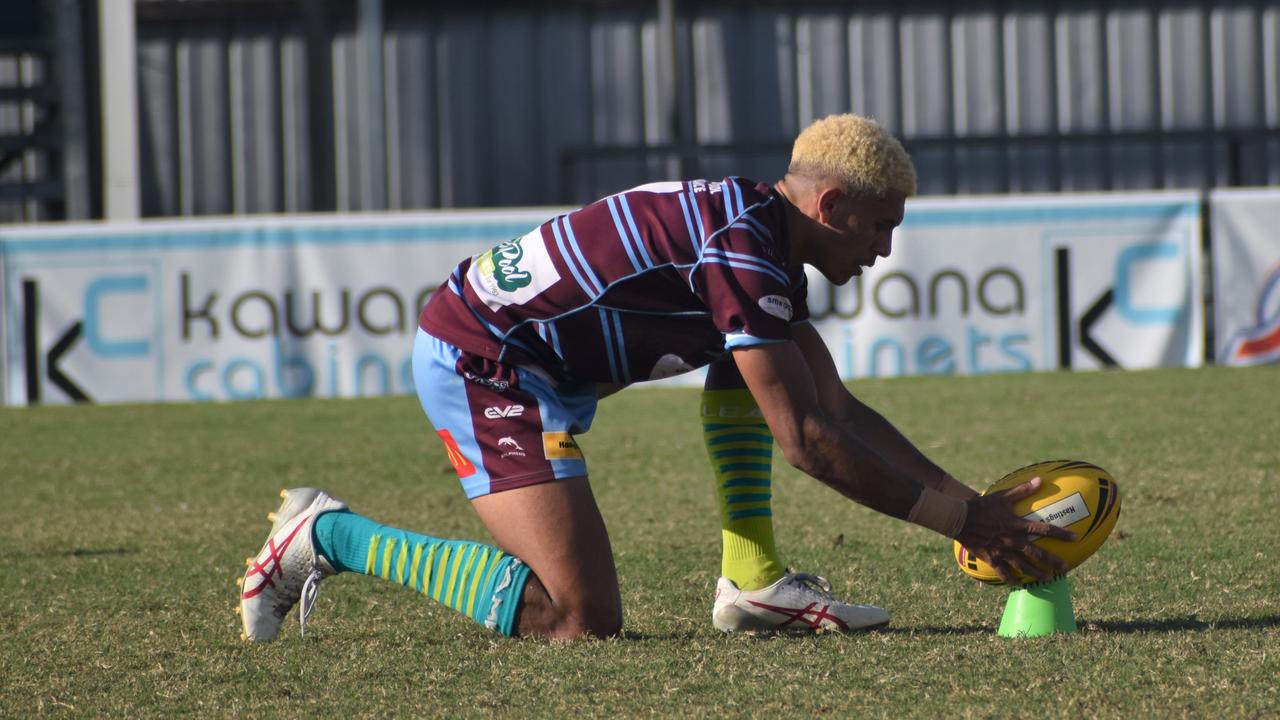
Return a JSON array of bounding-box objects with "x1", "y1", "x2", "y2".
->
[{"x1": 1, "y1": 0, "x2": 1278, "y2": 223}]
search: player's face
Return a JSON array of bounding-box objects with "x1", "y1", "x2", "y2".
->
[{"x1": 818, "y1": 191, "x2": 906, "y2": 283}]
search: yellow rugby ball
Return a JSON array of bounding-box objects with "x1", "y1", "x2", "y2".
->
[{"x1": 954, "y1": 460, "x2": 1121, "y2": 585}]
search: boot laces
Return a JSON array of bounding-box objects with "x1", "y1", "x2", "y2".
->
[
  {"x1": 299, "y1": 569, "x2": 326, "y2": 638},
  {"x1": 787, "y1": 572, "x2": 834, "y2": 598}
]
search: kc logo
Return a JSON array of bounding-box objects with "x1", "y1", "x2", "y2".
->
[
  {"x1": 483, "y1": 404, "x2": 525, "y2": 419},
  {"x1": 1054, "y1": 241, "x2": 1189, "y2": 370},
  {"x1": 21, "y1": 278, "x2": 89, "y2": 402},
  {"x1": 18, "y1": 272, "x2": 156, "y2": 404}
]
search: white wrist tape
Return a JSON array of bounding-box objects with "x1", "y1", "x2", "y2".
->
[{"x1": 907, "y1": 487, "x2": 967, "y2": 538}]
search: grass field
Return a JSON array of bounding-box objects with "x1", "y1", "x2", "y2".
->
[{"x1": 2, "y1": 365, "x2": 1278, "y2": 718}]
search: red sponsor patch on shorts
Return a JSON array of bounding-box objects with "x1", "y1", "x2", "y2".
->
[{"x1": 437, "y1": 429, "x2": 477, "y2": 478}]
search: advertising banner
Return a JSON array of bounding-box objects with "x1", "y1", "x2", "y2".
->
[
  {"x1": 804, "y1": 193, "x2": 1203, "y2": 379},
  {"x1": 1, "y1": 211, "x2": 553, "y2": 406},
  {"x1": 1209, "y1": 189, "x2": 1280, "y2": 366},
  {"x1": 2, "y1": 192, "x2": 1204, "y2": 405}
]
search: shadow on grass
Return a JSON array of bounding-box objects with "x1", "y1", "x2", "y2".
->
[
  {"x1": 617, "y1": 631, "x2": 705, "y2": 641},
  {"x1": 1084, "y1": 614, "x2": 1280, "y2": 634},
  {"x1": 617, "y1": 624, "x2": 994, "y2": 640},
  {"x1": 622, "y1": 615, "x2": 1280, "y2": 641},
  {"x1": 26, "y1": 546, "x2": 139, "y2": 558},
  {"x1": 878, "y1": 624, "x2": 991, "y2": 636}
]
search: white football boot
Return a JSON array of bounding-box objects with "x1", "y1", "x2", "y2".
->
[
  {"x1": 712, "y1": 571, "x2": 890, "y2": 633},
  {"x1": 237, "y1": 487, "x2": 348, "y2": 642}
]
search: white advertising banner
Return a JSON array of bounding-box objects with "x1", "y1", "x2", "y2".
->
[
  {"x1": 1209, "y1": 189, "x2": 1280, "y2": 366},
  {"x1": 803, "y1": 192, "x2": 1203, "y2": 379},
  {"x1": 1, "y1": 211, "x2": 554, "y2": 406},
  {"x1": 1, "y1": 192, "x2": 1204, "y2": 406}
]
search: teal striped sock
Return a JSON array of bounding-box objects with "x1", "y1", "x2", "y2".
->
[{"x1": 311, "y1": 510, "x2": 530, "y2": 636}]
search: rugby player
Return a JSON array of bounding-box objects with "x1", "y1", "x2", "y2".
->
[{"x1": 238, "y1": 114, "x2": 1073, "y2": 641}]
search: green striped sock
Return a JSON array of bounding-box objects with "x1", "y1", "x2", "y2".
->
[
  {"x1": 312, "y1": 510, "x2": 530, "y2": 636},
  {"x1": 701, "y1": 389, "x2": 785, "y2": 591}
]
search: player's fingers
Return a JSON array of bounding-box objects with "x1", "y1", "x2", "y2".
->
[
  {"x1": 1020, "y1": 542, "x2": 1068, "y2": 575},
  {"x1": 1006, "y1": 548, "x2": 1053, "y2": 583},
  {"x1": 997, "y1": 476, "x2": 1042, "y2": 503},
  {"x1": 988, "y1": 554, "x2": 1017, "y2": 584},
  {"x1": 1024, "y1": 520, "x2": 1076, "y2": 542}
]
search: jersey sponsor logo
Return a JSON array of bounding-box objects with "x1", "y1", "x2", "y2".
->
[
  {"x1": 487, "y1": 238, "x2": 534, "y2": 291},
  {"x1": 437, "y1": 429, "x2": 477, "y2": 478},
  {"x1": 758, "y1": 295, "x2": 793, "y2": 321},
  {"x1": 542, "y1": 431, "x2": 584, "y2": 460},
  {"x1": 484, "y1": 404, "x2": 525, "y2": 419},
  {"x1": 629, "y1": 181, "x2": 687, "y2": 194},
  {"x1": 468, "y1": 229, "x2": 562, "y2": 310}
]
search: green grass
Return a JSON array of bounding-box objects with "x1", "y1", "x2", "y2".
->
[{"x1": 2, "y1": 365, "x2": 1278, "y2": 718}]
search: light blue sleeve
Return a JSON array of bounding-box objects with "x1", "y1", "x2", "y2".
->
[{"x1": 724, "y1": 331, "x2": 789, "y2": 349}]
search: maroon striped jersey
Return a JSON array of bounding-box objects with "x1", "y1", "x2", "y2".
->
[{"x1": 419, "y1": 177, "x2": 810, "y2": 385}]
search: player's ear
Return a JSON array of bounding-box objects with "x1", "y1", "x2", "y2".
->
[{"x1": 815, "y1": 187, "x2": 846, "y2": 225}]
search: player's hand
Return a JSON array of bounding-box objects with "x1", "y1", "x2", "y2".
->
[{"x1": 954, "y1": 476, "x2": 1077, "y2": 583}]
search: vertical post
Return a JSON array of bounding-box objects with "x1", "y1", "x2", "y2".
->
[
  {"x1": 359, "y1": 0, "x2": 387, "y2": 210},
  {"x1": 302, "y1": 0, "x2": 335, "y2": 212},
  {"x1": 49, "y1": 0, "x2": 91, "y2": 219},
  {"x1": 97, "y1": 0, "x2": 139, "y2": 220},
  {"x1": 657, "y1": 0, "x2": 682, "y2": 178}
]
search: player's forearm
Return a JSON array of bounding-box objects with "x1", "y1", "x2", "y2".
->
[
  {"x1": 773, "y1": 407, "x2": 969, "y2": 537},
  {"x1": 837, "y1": 397, "x2": 977, "y2": 500},
  {"x1": 780, "y1": 415, "x2": 927, "y2": 522}
]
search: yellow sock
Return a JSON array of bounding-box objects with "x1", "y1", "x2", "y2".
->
[{"x1": 702, "y1": 389, "x2": 784, "y2": 591}]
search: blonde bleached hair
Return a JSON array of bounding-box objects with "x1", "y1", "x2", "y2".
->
[{"x1": 788, "y1": 114, "x2": 917, "y2": 198}]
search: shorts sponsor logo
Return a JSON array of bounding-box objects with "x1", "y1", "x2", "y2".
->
[
  {"x1": 497, "y1": 435, "x2": 527, "y2": 458},
  {"x1": 484, "y1": 404, "x2": 525, "y2": 419},
  {"x1": 467, "y1": 229, "x2": 562, "y2": 311},
  {"x1": 1022, "y1": 492, "x2": 1090, "y2": 528},
  {"x1": 462, "y1": 370, "x2": 510, "y2": 392},
  {"x1": 437, "y1": 429, "x2": 477, "y2": 478},
  {"x1": 758, "y1": 295, "x2": 793, "y2": 321},
  {"x1": 542, "y1": 431, "x2": 584, "y2": 460}
]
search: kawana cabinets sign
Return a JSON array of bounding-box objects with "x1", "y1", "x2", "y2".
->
[{"x1": 2, "y1": 193, "x2": 1204, "y2": 405}]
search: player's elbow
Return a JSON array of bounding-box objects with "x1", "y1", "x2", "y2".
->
[
  {"x1": 781, "y1": 448, "x2": 823, "y2": 480},
  {"x1": 775, "y1": 417, "x2": 838, "y2": 479}
]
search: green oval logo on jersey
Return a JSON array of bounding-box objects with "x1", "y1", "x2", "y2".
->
[{"x1": 480, "y1": 237, "x2": 533, "y2": 292}]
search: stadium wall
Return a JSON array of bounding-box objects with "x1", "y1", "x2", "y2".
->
[
  {"x1": 13, "y1": 188, "x2": 1276, "y2": 407},
  {"x1": 118, "y1": 1, "x2": 1280, "y2": 216}
]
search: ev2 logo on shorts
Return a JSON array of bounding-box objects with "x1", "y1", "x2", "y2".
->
[{"x1": 484, "y1": 404, "x2": 525, "y2": 419}]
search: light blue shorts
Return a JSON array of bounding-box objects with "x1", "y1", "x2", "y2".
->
[{"x1": 411, "y1": 328, "x2": 598, "y2": 499}]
